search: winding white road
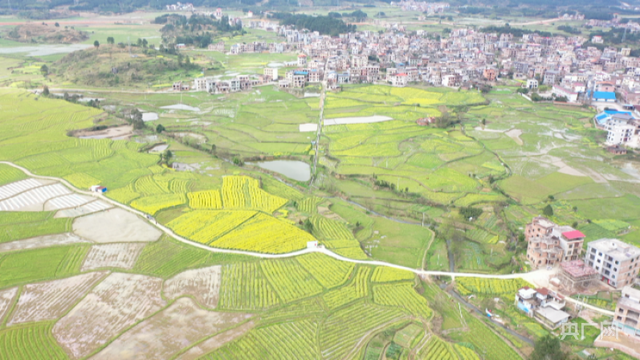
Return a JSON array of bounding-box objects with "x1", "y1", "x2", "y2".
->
[{"x1": 0, "y1": 161, "x2": 615, "y2": 316}]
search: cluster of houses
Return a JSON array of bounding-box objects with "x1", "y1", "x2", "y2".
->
[
  {"x1": 164, "y1": 2, "x2": 194, "y2": 11},
  {"x1": 392, "y1": 1, "x2": 450, "y2": 14},
  {"x1": 512, "y1": 216, "x2": 640, "y2": 349},
  {"x1": 525, "y1": 216, "x2": 640, "y2": 290},
  {"x1": 189, "y1": 21, "x2": 640, "y2": 99}
]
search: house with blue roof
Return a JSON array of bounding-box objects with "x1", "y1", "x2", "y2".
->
[{"x1": 589, "y1": 91, "x2": 617, "y2": 103}]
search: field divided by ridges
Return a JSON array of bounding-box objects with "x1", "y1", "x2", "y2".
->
[{"x1": 0, "y1": 321, "x2": 69, "y2": 360}]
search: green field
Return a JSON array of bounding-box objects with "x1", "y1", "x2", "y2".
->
[{"x1": 0, "y1": 12, "x2": 635, "y2": 358}]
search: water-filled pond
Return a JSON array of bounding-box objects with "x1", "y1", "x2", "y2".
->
[{"x1": 249, "y1": 160, "x2": 311, "y2": 182}]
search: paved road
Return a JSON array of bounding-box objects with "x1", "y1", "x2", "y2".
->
[{"x1": 0, "y1": 161, "x2": 615, "y2": 316}]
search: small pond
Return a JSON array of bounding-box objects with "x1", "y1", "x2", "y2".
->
[{"x1": 249, "y1": 160, "x2": 311, "y2": 182}]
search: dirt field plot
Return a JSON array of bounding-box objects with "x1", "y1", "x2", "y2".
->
[
  {"x1": 53, "y1": 273, "x2": 166, "y2": 359},
  {"x1": 72, "y1": 208, "x2": 162, "y2": 243},
  {"x1": 74, "y1": 125, "x2": 133, "y2": 140},
  {"x1": 163, "y1": 266, "x2": 222, "y2": 308},
  {"x1": 7, "y1": 271, "x2": 108, "y2": 325},
  {"x1": 81, "y1": 243, "x2": 146, "y2": 271},
  {"x1": 0, "y1": 287, "x2": 18, "y2": 323},
  {"x1": 0, "y1": 233, "x2": 92, "y2": 253},
  {"x1": 44, "y1": 194, "x2": 94, "y2": 211},
  {"x1": 176, "y1": 321, "x2": 256, "y2": 360},
  {"x1": 93, "y1": 297, "x2": 253, "y2": 360},
  {"x1": 0, "y1": 179, "x2": 44, "y2": 200},
  {"x1": 0, "y1": 183, "x2": 71, "y2": 211},
  {"x1": 55, "y1": 200, "x2": 112, "y2": 218}
]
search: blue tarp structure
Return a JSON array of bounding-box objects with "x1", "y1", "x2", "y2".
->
[
  {"x1": 586, "y1": 90, "x2": 616, "y2": 101},
  {"x1": 594, "y1": 110, "x2": 634, "y2": 126}
]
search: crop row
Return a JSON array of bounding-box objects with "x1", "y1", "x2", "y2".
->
[
  {"x1": 373, "y1": 283, "x2": 432, "y2": 320},
  {"x1": 211, "y1": 213, "x2": 315, "y2": 253},
  {"x1": 454, "y1": 344, "x2": 481, "y2": 360},
  {"x1": 322, "y1": 266, "x2": 371, "y2": 309},
  {"x1": 130, "y1": 193, "x2": 186, "y2": 215},
  {"x1": 261, "y1": 259, "x2": 323, "y2": 303},
  {"x1": 132, "y1": 238, "x2": 211, "y2": 278},
  {"x1": 296, "y1": 197, "x2": 322, "y2": 214},
  {"x1": 333, "y1": 246, "x2": 369, "y2": 260},
  {"x1": 0, "y1": 321, "x2": 68, "y2": 360},
  {"x1": 0, "y1": 211, "x2": 70, "y2": 244},
  {"x1": 296, "y1": 253, "x2": 354, "y2": 289},
  {"x1": 0, "y1": 165, "x2": 27, "y2": 187},
  {"x1": 461, "y1": 315, "x2": 522, "y2": 359},
  {"x1": 221, "y1": 176, "x2": 287, "y2": 213},
  {"x1": 419, "y1": 336, "x2": 456, "y2": 360},
  {"x1": 456, "y1": 278, "x2": 533, "y2": 296},
  {"x1": 371, "y1": 267, "x2": 415, "y2": 283},
  {"x1": 311, "y1": 215, "x2": 353, "y2": 240},
  {"x1": 169, "y1": 210, "x2": 256, "y2": 244},
  {"x1": 188, "y1": 190, "x2": 223, "y2": 209},
  {"x1": 218, "y1": 262, "x2": 280, "y2": 310},
  {"x1": 204, "y1": 319, "x2": 319, "y2": 359},
  {"x1": 319, "y1": 302, "x2": 405, "y2": 360},
  {"x1": 134, "y1": 175, "x2": 167, "y2": 195}
]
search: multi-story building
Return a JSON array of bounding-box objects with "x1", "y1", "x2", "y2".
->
[
  {"x1": 264, "y1": 67, "x2": 278, "y2": 82},
  {"x1": 614, "y1": 286, "x2": 640, "y2": 338},
  {"x1": 525, "y1": 217, "x2": 585, "y2": 268},
  {"x1": 297, "y1": 54, "x2": 307, "y2": 67},
  {"x1": 604, "y1": 115, "x2": 639, "y2": 146},
  {"x1": 483, "y1": 67, "x2": 497, "y2": 81},
  {"x1": 585, "y1": 239, "x2": 640, "y2": 289}
]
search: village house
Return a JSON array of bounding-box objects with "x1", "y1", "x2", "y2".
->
[
  {"x1": 585, "y1": 239, "x2": 640, "y2": 289},
  {"x1": 515, "y1": 287, "x2": 570, "y2": 329},
  {"x1": 525, "y1": 217, "x2": 585, "y2": 268}
]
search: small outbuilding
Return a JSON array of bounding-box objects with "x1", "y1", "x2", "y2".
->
[{"x1": 90, "y1": 185, "x2": 107, "y2": 193}]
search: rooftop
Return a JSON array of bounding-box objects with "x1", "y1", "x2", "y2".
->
[
  {"x1": 589, "y1": 239, "x2": 640, "y2": 261},
  {"x1": 618, "y1": 297, "x2": 640, "y2": 312},
  {"x1": 592, "y1": 91, "x2": 617, "y2": 100},
  {"x1": 533, "y1": 217, "x2": 555, "y2": 228},
  {"x1": 536, "y1": 306, "x2": 571, "y2": 324},
  {"x1": 562, "y1": 230, "x2": 586, "y2": 240},
  {"x1": 561, "y1": 260, "x2": 599, "y2": 278}
]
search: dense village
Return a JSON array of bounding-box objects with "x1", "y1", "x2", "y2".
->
[{"x1": 172, "y1": 11, "x2": 640, "y2": 150}]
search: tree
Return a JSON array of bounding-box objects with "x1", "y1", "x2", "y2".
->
[
  {"x1": 94, "y1": 40, "x2": 100, "y2": 48},
  {"x1": 156, "y1": 124, "x2": 165, "y2": 133},
  {"x1": 40, "y1": 64, "x2": 48, "y2": 76},
  {"x1": 303, "y1": 218, "x2": 313, "y2": 233},
  {"x1": 54, "y1": 22, "x2": 59, "y2": 27},
  {"x1": 543, "y1": 204, "x2": 554, "y2": 217},
  {"x1": 42, "y1": 85, "x2": 49, "y2": 96},
  {"x1": 530, "y1": 335, "x2": 568, "y2": 360},
  {"x1": 107, "y1": 36, "x2": 114, "y2": 45},
  {"x1": 482, "y1": 118, "x2": 486, "y2": 125},
  {"x1": 142, "y1": 39, "x2": 148, "y2": 48}
]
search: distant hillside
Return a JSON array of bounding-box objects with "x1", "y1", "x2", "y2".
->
[
  {"x1": 51, "y1": 46, "x2": 203, "y2": 88},
  {"x1": 3, "y1": 23, "x2": 89, "y2": 44}
]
